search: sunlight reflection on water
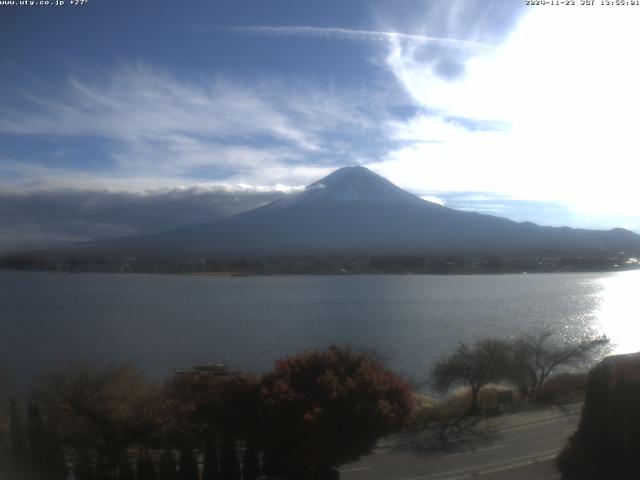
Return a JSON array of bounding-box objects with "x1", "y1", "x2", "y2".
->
[
  {"x1": 1, "y1": 270, "x2": 639, "y2": 392},
  {"x1": 594, "y1": 270, "x2": 640, "y2": 354}
]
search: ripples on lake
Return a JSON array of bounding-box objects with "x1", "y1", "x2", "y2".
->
[{"x1": 1, "y1": 270, "x2": 638, "y2": 390}]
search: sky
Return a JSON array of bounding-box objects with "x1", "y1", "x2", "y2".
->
[{"x1": 1, "y1": 0, "x2": 640, "y2": 250}]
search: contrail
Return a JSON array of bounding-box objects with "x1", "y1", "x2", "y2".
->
[{"x1": 227, "y1": 26, "x2": 493, "y2": 52}]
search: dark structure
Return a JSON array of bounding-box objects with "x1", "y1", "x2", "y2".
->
[{"x1": 557, "y1": 352, "x2": 640, "y2": 479}]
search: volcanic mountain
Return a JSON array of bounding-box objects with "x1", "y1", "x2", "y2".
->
[{"x1": 74, "y1": 166, "x2": 640, "y2": 257}]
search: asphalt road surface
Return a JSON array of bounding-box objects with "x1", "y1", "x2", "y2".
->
[{"x1": 340, "y1": 404, "x2": 582, "y2": 480}]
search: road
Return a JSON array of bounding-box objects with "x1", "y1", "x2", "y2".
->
[{"x1": 339, "y1": 404, "x2": 582, "y2": 480}]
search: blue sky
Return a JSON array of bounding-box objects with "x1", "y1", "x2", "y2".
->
[{"x1": 1, "y1": 0, "x2": 640, "y2": 249}]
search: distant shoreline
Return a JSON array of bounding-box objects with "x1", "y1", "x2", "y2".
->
[
  {"x1": 1, "y1": 266, "x2": 638, "y2": 277},
  {"x1": 2, "y1": 251, "x2": 638, "y2": 276}
]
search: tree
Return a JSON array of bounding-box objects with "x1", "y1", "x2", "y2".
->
[
  {"x1": 36, "y1": 363, "x2": 157, "y2": 475},
  {"x1": 116, "y1": 451, "x2": 135, "y2": 480},
  {"x1": 9, "y1": 398, "x2": 27, "y2": 457},
  {"x1": 26, "y1": 402, "x2": 68, "y2": 480},
  {"x1": 201, "y1": 433, "x2": 219, "y2": 480},
  {"x1": 508, "y1": 329, "x2": 610, "y2": 399},
  {"x1": 73, "y1": 448, "x2": 96, "y2": 480},
  {"x1": 260, "y1": 345, "x2": 415, "y2": 477},
  {"x1": 178, "y1": 444, "x2": 198, "y2": 480},
  {"x1": 136, "y1": 448, "x2": 157, "y2": 480},
  {"x1": 158, "y1": 448, "x2": 178, "y2": 480},
  {"x1": 432, "y1": 339, "x2": 511, "y2": 414},
  {"x1": 27, "y1": 402, "x2": 47, "y2": 452},
  {"x1": 161, "y1": 370, "x2": 262, "y2": 480},
  {"x1": 0, "y1": 422, "x2": 9, "y2": 473},
  {"x1": 1, "y1": 407, "x2": 17, "y2": 480},
  {"x1": 161, "y1": 369, "x2": 262, "y2": 479},
  {"x1": 161, "y1": 371, "x2": 261, "y2": 440},
  {"x1": 219, "y1": 432, "x2": 240, "y2": 480},
  {"x1": 242, "y1": 439, "x2": 260, "y2": 480},
  {"x1": 26, "y1": 401, "x2": 48, "y2": 477},
  {"x1": 45, "y1": 438, "x2": 69, "y2": 480}
]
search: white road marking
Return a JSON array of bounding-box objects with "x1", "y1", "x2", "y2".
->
[
  {"x1": 444, "y1": 443, "x2": 509, "y2": 457},
  {"x1": 477, "y1": 453, "x2": 557, "y2": 476},
  {"x1": 563, "y1": 428, "x2": 576, "y2": 433},
  {"x1": 338, "y1": 466, "x2": 372, "y2": 473},
  {"x1": 497, "y1": 414, "x2": 577, "y2": 433},
  {"x1": 400, "y1": 448, "x2": 560, "y2": 480}
]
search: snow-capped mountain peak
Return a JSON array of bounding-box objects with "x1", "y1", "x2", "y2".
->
[{"x1": 271, "y1": 166, "x2": 429, "y2": 209}]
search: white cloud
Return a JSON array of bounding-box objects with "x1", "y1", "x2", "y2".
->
[
  {"x1": 0, "y1": 158, "x2": 318, "y2": 194},
  {"x1": 0, "y1": 186, "x2": 300, "y2": 251},
  {"x1": 228, "y1": 26, "x2": 492, "y2": 52},
  {"x1": 385, "y1": 114, "x2": 473, "y2": 143},
  {"x1": 0, "y1": 65, "x2": 383, "y2": 190},
  {"x1": 4, "y1": 67, "x2": 315, "y2": 150},
  {"x1": 374, "y1": 4, "x2": 640, "y2": 223}
]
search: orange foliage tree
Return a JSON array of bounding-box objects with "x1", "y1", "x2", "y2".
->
[{"x1": 259, "y1": 345, "x2": 415, "y2": 476}]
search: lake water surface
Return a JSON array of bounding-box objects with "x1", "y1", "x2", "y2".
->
[{"x1": 1, "y1": 270, "x2": 638, "y2": 390}]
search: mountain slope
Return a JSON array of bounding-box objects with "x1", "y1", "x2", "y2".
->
[{"x1": 75, "y1": 166, "x2": 640, "y2": 257}]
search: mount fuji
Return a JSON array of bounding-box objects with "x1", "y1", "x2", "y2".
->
[{"x1": 73, "y1": 166, "x2": 640, "y2": 257}]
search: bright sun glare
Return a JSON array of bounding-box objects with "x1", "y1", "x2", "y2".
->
[
  {"x1": 595, "y1": 270, "x2": 640, "y2": 354},
  {"x1": 375, "y1": 4, "x2": 640, "y2": 228}
]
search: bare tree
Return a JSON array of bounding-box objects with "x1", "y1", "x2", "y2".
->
[
  {"x1": 508, "y1": 329, "x2": 610, "y2": 399},
  {"x1": 36, "y1": 363, "x2": 157, "y2": 477},
  {"x1": 432, "y1": 339, "x2": 511, "y2": 414}
]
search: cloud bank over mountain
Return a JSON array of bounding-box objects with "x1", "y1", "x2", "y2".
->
[{"x1": 0, "y1": 187, "x2": 290, "y2": 252}]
